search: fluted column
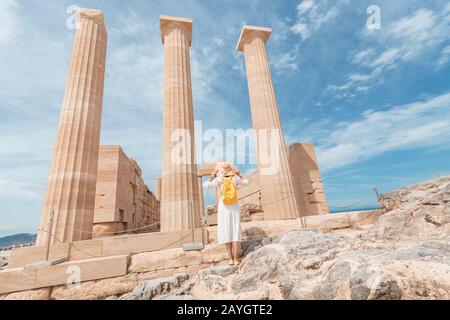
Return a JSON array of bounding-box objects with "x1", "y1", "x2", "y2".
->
[
  {"x1": 160, "y1": 16, "x2": 201, "y2": 232},
  {"x1": 237, "y1": 25, "x2": 299, "y2": 220},
  {"x1": 36, "y1": 8, "x2": 107, "y2": 246}
]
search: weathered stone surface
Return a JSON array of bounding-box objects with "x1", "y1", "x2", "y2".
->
[
  {"x1": 3, "y1": 288, "x2": 51, "y2": 301},
  {"x1": 119, "y1": 273, "x2": 189, "y2": 300},
  {"x1": 129, "y1": 247, "x2": 201, "y2": 273},
  {"x1": 93, "y1": 146, "x2": 160, "y2": 236},
  {"x1": 118, "y1": 176, "x2": 450, "y2": 300},
  {"x1": 371, "y1": 177, "x2": 450, "y2": 241},
  {"x1": 198, "y1": 265, "x2": 238, "y2": 279},
  {"x1": 51, "y1": 274, "x2": 139, "y2": 300},
  {"x1": 201, "y1": 243, "x2": 228, "y2": 263},
  {"x1": 136, "y1": 264, "x2": 207, "y2": 283},
  {"x1": 288, "y1": 143, "x2": 329, "y2": 216},
  {"x1": 0, "y1": 255, "x2": 129, "y2": 295}
]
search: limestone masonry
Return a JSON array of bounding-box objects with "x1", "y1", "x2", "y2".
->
[
  {"x1": 237, "y1": 25, "x2": 300, "y2": 221},
  {"x1": 36, "y1": 9, "x2": 107, "y2": 246},
  {"x1": 159, "y1": 16, "x2": 202, "y2": 233},
  {"x1": 93, "y1": 146, "x2": 160, "y2": 237}
]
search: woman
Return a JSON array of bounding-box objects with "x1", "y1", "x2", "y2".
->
[{"x1": 203, "y1": 163, "x2": 249, "y2": 266}]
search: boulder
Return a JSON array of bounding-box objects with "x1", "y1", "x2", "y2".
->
[{"x1": 119, "y1": 273, "x2": 189, "y2": 300}]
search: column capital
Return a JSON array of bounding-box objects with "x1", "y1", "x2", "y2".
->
[
  {"x1": 75, "y1": 8, "x2": 105, "y2": 26},
  {"x1": 236, "y1": 25, "x2": 272, "y2": 52},
  {"x1": 160, "y1": 15, "x2": 193, "y2": 46}
]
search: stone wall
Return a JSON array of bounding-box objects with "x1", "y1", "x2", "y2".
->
[
  {"x1": 288, "y1": 143, "x2": 329, "y2": 216},
  {"x1": 93, "y1": 146, "x2": 160, "y2": 236}
]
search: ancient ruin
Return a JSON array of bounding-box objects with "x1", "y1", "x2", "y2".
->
[
  {"x1": 236, "y1": 26, "x2": 300, "y2": 221},
  {"x1": 93, "y1": 146, "x2": 160, "y2": 237},
  {"x1": 36, "y1": 9, "x2": 107, "y2": 246},
  {"x1": 0, "y1": 10, "x2": 339, "y2": 298},
  {"x1": 288, "y1": 143, "x2": 329, "y2": 216},
  {"x1": 159, "y1": 16, "x2": 202, "y2": 233},
  {"x1": 236, "y1": 143, "x2": 329, "y2": 221}
]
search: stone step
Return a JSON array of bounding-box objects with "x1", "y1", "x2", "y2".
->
[
  {"x1": 8, "y1": 228, "x2": 207, "y2": 268},
  {"x1": 0, "y1": 254, "x2": 129, "y2": 295}
]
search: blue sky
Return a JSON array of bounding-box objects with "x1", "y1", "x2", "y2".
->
[{"x1": 0, "y1": 0, "x2": 449, "y2": 236}]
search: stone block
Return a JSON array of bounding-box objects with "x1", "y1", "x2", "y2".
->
[
  {"x1": 8, "y1": 243, "x2": 70, "y2": 269},
  {"x1": 0, "y1": 255, "x2": 129, "y2": 295},
  {"x1": 8, "y1": 229, "x2": 209, "y2": 269},
  {"x1": 201, "y1": 244, "x2": 228, "y2": 263},
  {"x1": 206, "y1": 214, "x2": 218, "y2": 226},
  {"x1": 0, "y1": 268, "x2": 37, "y2": 294},
  {"x1": 51, "y1": 274, "x2": 139, "y2": 300},
  {"x1": 102, "y1": 229, "x2": 206, "y2": 256},
  {"x1": 68, "y1": 239, "x2": 103, "y2": 260},
  {"x1": 129, "y1": 247, "x2": 202, "y2": 273}
]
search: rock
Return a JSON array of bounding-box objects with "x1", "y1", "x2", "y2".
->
[
  {"x1": 201, "y1": 243, "x2": 229, "y2": 263},
  {"x1": 3, "y1": 288, "x2": 51, "y2": 300},
  {"x1": 117, "y1": 176, "x2": 450, "y2": 300},
  {"x1": 119, "y1": 273, "x2": 189, "y2": 300},
  {"x1": 51, "y1": 274, "x2": 139, "y2": 300},
  {"x1": 129, "y1": 248, "x2": 202, "y2": 273},
  {"x1": 198, "y1": 265, "x2": 238, "y2": 278}
]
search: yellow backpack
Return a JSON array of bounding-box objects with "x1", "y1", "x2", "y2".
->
[{"x1": 221, "y1": 176, "x2": 238, "y2": 205}]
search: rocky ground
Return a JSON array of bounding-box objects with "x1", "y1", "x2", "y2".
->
[{"x1": 115, "y1": 176, "x2": 450, "y2": 300}]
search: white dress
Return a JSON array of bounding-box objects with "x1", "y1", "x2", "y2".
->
[{"x1": 203, "y1": 174, "x2": 249, "y2": 245}]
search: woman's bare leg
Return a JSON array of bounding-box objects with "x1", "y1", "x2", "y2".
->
[
  {"x1": 232, "y1": 242, "x2": 240, "y2": 262},
  {"x1": 225, "y1": 243, "x2": 233, "y2": 262}
]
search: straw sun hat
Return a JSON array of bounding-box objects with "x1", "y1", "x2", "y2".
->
[{"x1": 212, "y1": 162, "x2": 240, "y2": 177}]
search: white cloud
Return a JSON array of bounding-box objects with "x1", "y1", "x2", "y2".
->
[
  {"x1": 0, "y1": 0, "x2": 18, "y2": 45},
  {"x1": 290, "y1": 0, "x2": 344, "y2": 41},
  {"x1": 369, "y1": 48, "x2": 399, "y2": 68},
  {"x1": 331, "y1": 6, "x2": 450, "y2": 96},
  {"x1": 212, "y1": 36, "x2": 225, "y2": 47},
  {"x1": 317, "y1": 92, "x2": 450, "y2": 171},
  {"x1": 291, "y1": 23, "x2": 310, "y2": 39},
  {"x1": 386, "y1": 9, "x2": 446, "y2": 61},
  {"x1": 0, "y1": 179, "x2": 40, "y2": 201},
  {"x1": 271, "y1": 52, "x2": 299, "y2": 73},
  {"x1": 436, "y1": 45, "x2": 450, "y2": 68},
  {"x1": 297, "y1": 0, "x2": 316, "y2": 14}
]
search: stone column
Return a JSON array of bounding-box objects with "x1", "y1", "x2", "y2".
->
[
  {"x1": 237, "y1": 25, "x2": 299, "y2": 220},
  {"x1": 154, "y1": 176, "x2": 162, "y2": 201},
  {"x1": 36, "y1": 8, "x2": 107, "y2": 246},
  {"x1": 159, "y1": 16, "x2": 201, "y2": 232},
  {"x1": 198, "y1": 176, "x2": 205, "y2": 220}
]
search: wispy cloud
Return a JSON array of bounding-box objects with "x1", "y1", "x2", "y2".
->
[
  {"x1": 317, "y1": 92, "x2": 450, "y2": 171},
  {"x1": 436, "y1": 45, "x2": 450, "y2": 69},
  {"x1": 271, "y1": 52, "x2": 299, "y2": 73},
  {"x1": 0, "y1": 0, "x2": 19, "y2": 45},
  {"x1": 330, "y1": 6, "x2": 450, "y2": 97},
  {"x1": 290, "y1": 0, "x2": 346, "y2": 40}
]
